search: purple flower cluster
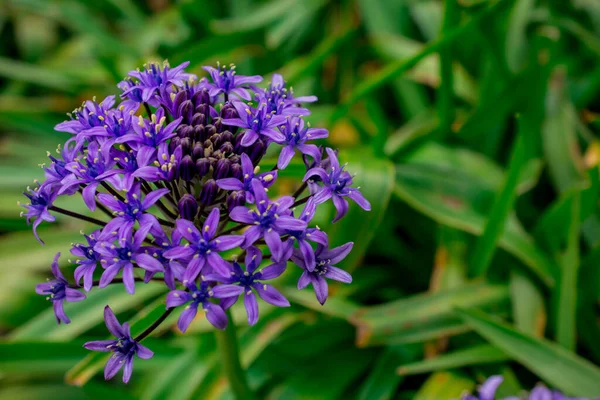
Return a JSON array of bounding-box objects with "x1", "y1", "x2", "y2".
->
[
  {"x1": 23, "y1": 61, "x2": 370, "y2": 383},
  {"x1": 462, "y1": 376, "x2": 592, "y2": 400}
]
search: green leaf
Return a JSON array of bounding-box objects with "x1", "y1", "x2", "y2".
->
[
  {"x1": 351, "y1": 282, "x2": 509, "y2": 347},
  {"x1": 509, "y1": 269, "x2": 546, "y2": 337},
  {"x1": 10, "y1": 283, "x2": 167, "y2": 341},
  {"x1": 209, "y1": 0, "x2": 296, "y2": 33},
  {"x1": 397, "y1": 344, "x2": 509, "y2": 376},
  {"x1": 456, "y1": 307, "x2": 600, "y2": 397},
  {"x1": 413, "y1": 371, "x2": 474, "y2": 400}
]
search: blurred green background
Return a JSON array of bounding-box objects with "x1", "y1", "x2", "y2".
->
[{"x1": 2, "y1": 0, "x2": 600, "y2": 399}]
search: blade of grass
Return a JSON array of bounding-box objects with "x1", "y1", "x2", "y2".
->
[{"x1": 437, "y1": 0, "x2": 459, "y2": 138}]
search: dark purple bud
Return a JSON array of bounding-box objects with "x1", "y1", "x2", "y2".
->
[
  {"x1": 199, "y1": 179, "x2": 218, "y2": 205},
  {"x1": 193, "y1": 124, "x2": 205, "y2": 141},
  {"x1": 178, "y1": 194, "x2": 198, "y2": 220},
  {"x1": 191, "y1": 113, "x2": 205, "y2": 129},
  {"x1": 246, "y1": 139, "x2": 266, "y2": 164},
  {"x1": 230, "y1": 162, "x2": 243, "y2": 180},
  {"x1": 180, "y1": 155, "x2": 195, "y2": 181},
  {"x1": 196, "y1": 158, "x2": 211, "y2": 177},
  {"x1": 211, "y1": 133, "x2": 223, "y2": 147},
  {"x1": 169, "y1": 137, "x2": 181, "y2": 153},
  {"x1": 205, "y1": 124, "x2": 217, "y2": 139},
  {"x1": 221, "y1": 130, "x2": 233, "y2": 143},
  {"x1": 192, "y1": 142, "x2": 204, "y2": 161},
  {"x1": 221, "y1": 102, "x2": 238, "y2": 120},
  {"x1": 178, "y1": 100, "x2": 194, "y2": 123},
  {"x1": 176, "y1": 125, "x2": 191, "y2": 139},
  {"x1": 219, "y1": 142, "x2": 233, "y2": 155},
  {"x1": 227, "y1": 191, "x2": 246, "y2": 212},
  {"x1": 192, "y1": 88, "x2": 210, "y2": 105},
  {"x1": 214, "y1": 158, "x2": 231, "y2": 179},
  {"x1": 179, "y1": 137, "x2": 192, "y2": 155},
  {"x1": 173, "y1": 90, "x2": 188, "y2": 113},
  {"x1": 204, "y1": 144, "x2": 214, "y2": 158}
]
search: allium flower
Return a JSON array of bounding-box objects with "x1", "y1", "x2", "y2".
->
[
  {"x1": 203, "y1": 63, "x2": 262, "y2": 100},
  {"x1": 275, "y1": 116, "x2": 328, "y2": 169},
  {"x1": 166, "y1": 280, "x2": 228, "y2": 332},
  {"x1": 216, "y1": 153, "x2": 277, "y2": 202},
  {"x1": 293, "y1": 242, "x2": 353, "y2": 304},
  {"x1": 23, "y1": 61, "x2": 370, "y2": 385},
  {"x1": 210, "y1": 246, "x2": 289, "y2": 325},
  {"x1": 223, "y1": 101, "x2": 286, "y2": 146},
  {"x1": 71, "y1": 230, "x2": 103, "y2": 292},
  {"x1": 230, "y1": 180, "x2": 306, "y2": 261},
  {"x1": 20, "y1": 184, "x2": 57, "y2": 244},
  {"x1": 304, "y1": 147, "x2": 371, "y2": 222},
  {"x1": 163, "y1": 208, "x2": 244, "y2": 281},
  {"x1": 461, "y1": 376, "x2": 590, "y2": 400},
  {"x1": 95, "y1": 224, "x2": 164, "y2": 294},
  {"x1": 120, "y1": 61, "x2": 195, "y2": 106},
  {"x1": 35, "y1": 253, "x2": 86, "y2": 324},
  {"x1": 98, "y1": 182, "x2": 168, "y2": 241},
  {"x1": 84, "y1": 306, "x2": 153, "y2": 383}
]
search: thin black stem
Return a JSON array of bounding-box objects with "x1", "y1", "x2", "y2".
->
[
  {"x1": 50, "y1": 206, "x2": 106, "y2": 227},
  {"x1": 219, "y1": 223, "x2": 250, "y2": 236},
  {"x1": 141, "y1": 181, "x2": 177, "y2": 220},
  {"x1": 291, "y1": 195, "x2": 311, "y2": 209},
  {"x1": 135, "y1": 308, "x2": 175, "y2": 342},
  {"x1": 292, "y1": 181, "x2": 308, "y2": 199},
  {"x1": 144, "y1": 102, "x2": 153, "y2": 118},
  {"x1": 77, "y1": 187, "x2": 113, "y2": 219},
  {"x1": 101, "y1": 182, "x2": 125, "y2": 201}
]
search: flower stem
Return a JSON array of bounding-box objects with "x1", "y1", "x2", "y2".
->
[{"x1": 215, "y1": 310, "x2": 255, "y2": 400}]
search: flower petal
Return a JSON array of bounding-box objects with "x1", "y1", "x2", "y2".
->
[
  {"x1": 229, "y1": 206, "x2": 256, "y2": 224},
  {"x1": 103, "y1": 305, "x2": 124, "y2": 337},
  {"x1": 254, "y1": 283, "x2": 290, "y2": 307},
  {"x1": 136, "y1": 343, "x2": 154, "y2": 359},
  {"x1": 166, "y1": 290, "x2": 192, "y2": 308},
  {"x1": 203, "y1": 208, "x2": 220, "y2": 239},
  {"x1": 213, "y1": 235, "x2": 244, "y2": 252},
  {"x1": 204, "y1": 303, "x2": 228, "y2": 330},
  {"x1": 244, "y1": 290, "x2": 259, "y2": 325},
  {"x1": 135, "y1": 253, "x2": 165, "y2": 272},
  {"x1": 83, "y1": 340, "x2": 116, "y2": 352},
  {"x1": 324, "y1": 266, "x2": 352, "y2": 284},
  {"x1": 177, "y1": 303, "x2": 198, "y2": 333},
  {"x1": 321, "y1": 242, "x2": 354, "y2": 265}
]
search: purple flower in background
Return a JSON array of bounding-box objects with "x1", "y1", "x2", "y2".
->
[
  {"x1": 98, "y1": 183, "x2": 168, "y2": 241},
  {"x1": 166, "y1": 280, "x2": 228, "y2": 332},
  {"x1": 294, "y1": 242, "x2": 353, "y2": 304},
  {"x1": 59, "y1": 141, "x2": 119, "y2": 211},
  {"x1": 42, "y1": 138, "x2": 81, "y2": 192},
  {"x1": 460, "y1": 376, "x2": 590, "y2": 400},
  {"x1": 304, "y1": 148, "x2": 371, "y2": 222},
  {"x1": 95, "y1": 224, "x2": 164, "y2": 294},
  {"x1": 223, "y1": 102, "x2": 286, "y2": 146},
  {"x1": 35, "y1": 253, "x2": 86, "y2": 324},
  {"x1": 20, "y1": 184, "x2": 57, "y2": 244},
  {"x1": 163, "y1": 208, "x2": 244, "y2": 282},
  {"x1": 230, "y1": 180, "x2": 306, "y2": 261},
  {"x1": 216, "y1": 153, "x2": 277, "y2": 202},
  {"x1": 84, "y1": 306, "x2": 154, "y2": 383},
  {"x1": 203, "y1": 63, "x2": 262, "y2": 100},
  {"x1": 71, "y1": 230, "x2": 103, "y2": 292},
  {"x1": 275, "y1": 116, "x2": 327, "y2": 169},
  {"x1": 121, "y1": 61, "x2": 195, "y2": 106},
  {"x1": 211, "y1": 246, "x2": 289, "y2": 325}
]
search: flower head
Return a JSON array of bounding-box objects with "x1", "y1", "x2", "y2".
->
[
  {"x1": 210, "y1": 246, "x2": 289, "y2": 325},
  {"x1": 223, "y1": 101, "x2": 286, "y2": 146},
  {"x1": 166, "y1": 280, "x2": 228, "y2": 332},
  {"x1": 293, "y1": 242, "x2": 353, "y2": 304},
  {"x1": 304, "y1": 148, "x2": 371, "y2": 222},
  {"x1": 203, "y1": 63, "x2": 262, "y2": 100},
  {"x1": 35, "y1": 253, "x2": 86, "y2": 323},
  {"x1": 20, "y1": 184, "x2": 58, "y2": 244},
  {"x1": 275, "y1": 116, "x2": 328, "y2": 169},
  {"x1": 83, "y1": 306, "x2": 154, "y2": 383},
  {"x1": 260, "y1": 73, "x2": 317, "y2": 115}
]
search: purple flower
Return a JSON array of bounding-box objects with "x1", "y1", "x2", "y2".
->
[
  {"x1": 166, "y1": 280, "x2": 228, "y2": 332},
  {"x1": 20, "y1": 184, "x2": 58, "y2": 244},
  {"x1": 42, "y1": 138, "x2": 81, "y2": 192},
  {"x1": 116, "y1": 108, "x2": 182, "y2": 152},
  {"x1": 98, "y1": 183, "x2": 168, "y2": 242},
  {"x1": 71, "y1": 230, "x2": 103, "y2": 292},
  {"x1": 35, "y1": 253, "x2": 86, "y2": 324},
  {"x1": 275, "y1": 116, "x2": 328, "y2": 169},
  {"x1": 210, "y1": 246, "x2": 289, "y2": 325},
  {"x1": 203, "y1": 63, "x2": 262, "y2": 100},
  {"x1": 163, "y1": 208, "x2": 244, "y2": 282},
  {"x1": 285, "y1": 198, "x2": 328, "y2": 268},
  {"x1": 121, "y1": 61, "x2": 195, "y2": 106},
  {"x1": 141, "y1": 227, "x2": 185, "y2": 290},
  {"x1": 111, "y1": 147, "x2": 156, "y2": 191},
  {"x1": 55, "y1": 95, "x2": 115, "y2": 143},
  {"x1": 133, "y1": 142, "x2": 182, "y2": 183},
  {"x1": 303, "y1": 148, "x2": 371, "y2": 222},
  {"x1": 261, "y1": 73, "x2": 317, "y2": 115},
  {"x1": 293, "y1": 242, "x2": 353, "y2": 304},
  {"x1": 95, "y1": 224, "x2": 164, "y2": 294},
  {"x1": 83, "y1": 306, "x2": 154, "y2": 383},
  {"x1": 216, "y1": 153, "x2": 277, "y2": 202},
  {"x1": 461, "y1": 376, "x2": 589, "y2": 400},
  {"x1": 229, "y1": 180, "x2": 306, "y2": 261},
  {"x1": 223, "y1": 101, "x2": 286, "y2": 147},
  {"x1": 59, "y1": 141, "x2": 119, "y2": 211}
]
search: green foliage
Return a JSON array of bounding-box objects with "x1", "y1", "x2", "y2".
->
[{"x1": 1, "y1": 0, "x2": 599, "y2": 398}]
